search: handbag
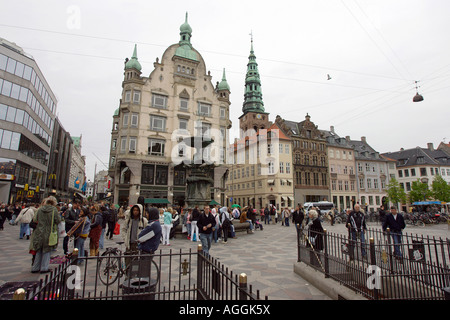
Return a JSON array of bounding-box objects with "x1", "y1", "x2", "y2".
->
[
  {"x1": 113, "y1": 222, "x2": 120, "y2": 235},
  {"x1": 48, "y1": 208, "x2": 58, "y2": 246}
]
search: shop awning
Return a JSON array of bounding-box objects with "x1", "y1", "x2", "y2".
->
[
  {"x1": 144, "y1": 198, "x2": 171, "y2": 204},
  {"x1": 209, "y1": 200, "x2": 220, "y2": 205},
  {"x1": 267, "y1": 179, "x2": 274, "y2": 185}
]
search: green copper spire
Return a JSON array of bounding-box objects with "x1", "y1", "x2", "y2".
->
[
  {"x1": 217, "y1": 68, "x2": 230, "y2": 91},
  {"x1": 242, "y1": 35, "x2": 264, "y2": 114},
  {"x1": 125, "y1": 44, "x2": 142, "y2": 71},
  {"x1": 174, "y1": 12, "x2": 198, "y2": 61}
]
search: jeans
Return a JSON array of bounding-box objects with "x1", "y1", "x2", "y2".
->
[
  {"x1": 264, "y1": 215, "x2": 271, "y2": 224},
  {"x1": 199, "y1": 233, "x2": 213, "y2": 255},
  {"x1": 186, "y1": 223, "x2": 192, "y2": 238},
  {"x1": 32, "y1": 249, "x2": 51, "y2": 272},
  {"x1": 162, "y1": 224, "x2": 172, "y2": 245},
  {"x1": 391, "y1": 231, "x2": 403, "y2": 257},
  {"x1": 19, "y1": 223, "x2": 30, "y2": 238},
  {"x1": 349, "y1": 230, "x2": 367, "y2": 258},
  {"x1": 284, "y1": 217, "x2": 290, "y2": 226},
  {"x1": 190, "y1": 221, "x2": 199, "y2": 241},
  {"x1": 212, "y1": 226, "x2": 219, "y2": 242},
  {"x1": 75, "y1": 237, "x2": 87, "y2": 263},
  {"x1": 99, "y1": 228, "x2": 106, "y2": 249}
]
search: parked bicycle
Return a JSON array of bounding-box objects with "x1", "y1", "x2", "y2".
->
[
  {"x1": 97, "y1": 241, "x2": 160, "y2": 286},
  {"x1": 404, "y1": 212, "x2": 425, "y2": 227}
]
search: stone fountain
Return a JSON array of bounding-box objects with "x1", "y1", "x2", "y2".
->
[{"x1": 178, "y1": 135, "x2": 216, "y2": 209}]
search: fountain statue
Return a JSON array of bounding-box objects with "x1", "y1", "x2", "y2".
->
[{"x1": 178, "y1": 135, "x2": 216, "y2": 209}]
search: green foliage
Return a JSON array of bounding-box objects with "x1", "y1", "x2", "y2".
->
[
  {"x1": 431, "y1": 175, "x2": 450, "y2": 202},
  {"x1": 409, "y1": 179, "x2": 432, "y2": 203},
  {"x1": 385, "y1": 177, "x2": 407, "y2": 207}
]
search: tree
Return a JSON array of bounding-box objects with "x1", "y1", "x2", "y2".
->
[
  {"x1": 409, "y1": 179, "x2": 432, "y2": 203},
  {"x1": 385, "y1": 177, "x2": 406, "y2": 208},
  {"x1": 431, "y1": 175, "x2": 450, "y2": 202}
]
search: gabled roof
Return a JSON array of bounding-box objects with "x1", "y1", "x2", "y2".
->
[{"x1": 381, "y1": 146, "x2": 450, "y2": 167}]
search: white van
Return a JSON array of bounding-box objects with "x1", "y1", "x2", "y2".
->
[{"x1": 303, "y1": 201, "x2": 334, "y2": 216}]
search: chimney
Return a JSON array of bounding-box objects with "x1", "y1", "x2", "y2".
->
[
  {"x1": 330, "y1": 125, "x2": 335, "y2": 133},
  {"x1": 427, "y1": 143, "x2": 434, "y2": 151},
  {"x1": 361, "y1": 136, "x2": 366, "y2": 143},
  {"x1": 345, "y1": 136, "x2": 350, "y2": 142}
]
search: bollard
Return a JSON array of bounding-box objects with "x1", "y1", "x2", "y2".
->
[
  {"x1": 13, "y1": 288, "x2": 26, "y2": 300},
  {"x1": 239, "y1": 273, "x2": 248, "y2": 300}
]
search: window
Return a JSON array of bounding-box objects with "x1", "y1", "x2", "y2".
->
[
  {"x1": 279, "y1": 143, "x2": 283, "y2": 153},
  {"x1": 404, "y1": 169, "x2": 409, "y2": 177},
  {"x1": 285, "y1": 144, "x2": 289, "y2": 154},
  {"x1": 111, "y1": 139, "x2": 117, "y2": 150},
  {"x1": 220, "y1": 107, "x2": 226, "y2": 119},
  {"x1": 331, "y1": 180, "x2": 336, "y2": 191},
  {"x1": 268, "y1": 161, "x2": 275, "y2": 174},
  {"x1": 150, "y1": 115, "x2": 166, "y2": 132},
  {"x1": 198, "y1": 102, "x2": 211, "y2": 116},
  {"x1": 130, "y1": 113, "x2": 138, "y2": 128},
  {"x1": 279, "y1": 162, "x2": 284, "y2": 173},
  {"x1": 120, "y1": 137, "x2": 127, "y2": 153},
  {"x1": 365, "y1": 163, "x2": 370, "y2": 172},
  {"x1": 286, "y1": 162, "x2": 291, "y2": 174},
  {"x1": 148, "y1": 139, "x2": 165, "y2": 156},
  {"x1": 179, "y1": 118, "x2": 188, "y2": 131},
  {"x1": 155, "y1": 165, "x2": 168, "y2": 185},
  {"x1": 398, "y1": 170, "x2": 403, "y2": 178},
  {"x1": 152, "y1": 94, "x2": 168, "y2": 108},
  {"x1": 141, "y1": 164, "x2": 154, "y2": 184},
  {"x1": 374, "y1": 179, "x2": 379, "y2": 189},
  {"x1": 133, "y1": 90, "x2": 141, "y2": 103},
  {"x1": 180, "y1": 98, "x2": 189, "y2": 111},
  {"x1": 124, "y1": 90, "x2": 131, "y2": 102},
  {"x1": 367, "y1": 178, "x2": 372, "y2": 189},
  {"x1": 123, "y1": 113, "x2": 129, "y2": 127},
  {"x1": 129, "y1": 137, "x2": 137, "y2": 153},
  {"x1": 411, "y1": 168, "x2": 416, "y2": 176},
  {"x1": 420, "y1": 167, "x2": 427, "y2": 176}
]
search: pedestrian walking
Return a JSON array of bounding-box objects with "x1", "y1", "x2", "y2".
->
[
  {"x1": 88, "y1": 204, "x2": 103, "y2": 257},
  {"x1": 346, "y1": 204, "x2": 367, "y2": 260},
  {"x1": 382, "y1": 206, "x2": 406, "y2": 259},
  {"x1": 220, "y1": 206, "x2": 232, "y2": 243},
  {"x1": 190, "y1": 206, "x2": 200, "y2": 242},
  {"x1": 63, "y1": 200, "x2": 80, "y2": 255},
  {"x1": 29, "y1": 196, "x2": 61, "y2": 273},
  {"x1": 162, "y1": 207, "x2": 173, "y2": 245},
  {"x1": 307, "y1": 209, "x2": 324, "y2": 268},
  {"x1": 67, "y1": 207, "x2": 91, "y2": 264},
  {"x1": 197, "y1": 206, "x2": 216, "y2": 255},
  {"x1": 14, "y1": 204, "x2": 34, "y2": 239},
  {"x1": 121, "y1": 203, "x2": 148, "y2": 259}
]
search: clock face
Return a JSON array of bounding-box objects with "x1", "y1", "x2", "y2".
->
[{"x1": 256, "y1": 114, "x2": 262, "y2": 119}]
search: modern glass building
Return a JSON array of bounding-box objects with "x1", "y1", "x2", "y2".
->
[{"x1": 0, "y1": 37, "x2": 57, "y2": 204}]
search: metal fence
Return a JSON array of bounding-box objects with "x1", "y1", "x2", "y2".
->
[
  {"x1": 297, "y1": 226, "x2": 450, "y2": 300},
  {"x1": 13, "y1": 244, "x2": 266, "y2": 301}
]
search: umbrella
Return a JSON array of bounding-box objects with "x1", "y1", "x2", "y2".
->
[{"x1": 231, "y1": 204, "x2": 241, "y2": 209}]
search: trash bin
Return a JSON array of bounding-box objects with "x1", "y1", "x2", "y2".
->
[{"x1": 122, "y1": 277, "x2": 157, "y2": 300}]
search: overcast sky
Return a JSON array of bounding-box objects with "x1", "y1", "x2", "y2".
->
[{"x1": 1, "y1": 0, "x2": 449, "y2": 181}]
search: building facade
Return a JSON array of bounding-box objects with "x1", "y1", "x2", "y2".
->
[
  {"x1": 349, "y1": 136, "x2": 388, "y2": 213},
  {"x1": 322, "y1": 127, "x2": 358, "y2": 211},
  {"x1": 69, "y1": 135, "x2": 86, "y2": 198},
  {"x1": 109, "y1": 14, "x2": 232, "y2": 207},
  {"x1": 276, "y1": 114, "x2": 330, "y2": 205},
  {"x1": 225, "y1": 39, "x2": 294, "y2": 210},
  {"x1": 0, "y1": 38, "x2": 57, "y2": 204},
  {"x1": 381, "y1": 142, "x2": 450, "y2": 209},
  {"x1": 46, "y1": 117, "x2": 73, "y2": 202}
]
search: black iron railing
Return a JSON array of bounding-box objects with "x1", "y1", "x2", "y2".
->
[
  {"x1": 14, "y1": 244, "x2": 266, "y2": 301},
  {"x1": 297, "y1": 225, "x2": 450, "y2": 300}
]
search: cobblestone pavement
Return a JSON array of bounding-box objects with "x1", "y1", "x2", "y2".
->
[{"x1": 0, "y1": 218, "x2": 448, "y2": 300}]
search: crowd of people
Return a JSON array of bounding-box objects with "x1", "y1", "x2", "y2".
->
[{"x1": 1, "y1": 195, "x2": 408, "y2": 276}]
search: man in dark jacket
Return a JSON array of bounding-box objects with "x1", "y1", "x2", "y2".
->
[
  {"x1": 63, "y1": 201, "x2": 80, "y2": 255},
  {"x1": 346, "y1": 204, "x2": 367, "y2": 259},
  {"x1": 197, "y1": 206, "x2": 216, "y2": 255},
  {"x1": 382, "y1": 206, "x2": 406, "y2": 258},
  {"x1": 292, "y1": 205, "x2": 305, "y2": 236}
]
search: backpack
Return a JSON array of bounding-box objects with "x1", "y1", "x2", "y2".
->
[{"x1": 101, "y1": 210, "x2": 110, "y2": 228}]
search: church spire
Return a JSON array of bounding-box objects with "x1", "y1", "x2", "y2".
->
[{"x1": 242, "y1": 33, "x2": 264, "y2": 115}]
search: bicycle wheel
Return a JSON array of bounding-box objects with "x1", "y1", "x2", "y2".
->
[
  {"x1": 98, "y1": 249, "x2": 121, "y2": 285},
  {"x1": 415, "y1": 220, "x2": 425, "y2": 227}
]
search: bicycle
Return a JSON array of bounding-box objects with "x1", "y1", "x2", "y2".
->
[{"x1": 97, "y1": 241, "x2": 160, "y2": 286}]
